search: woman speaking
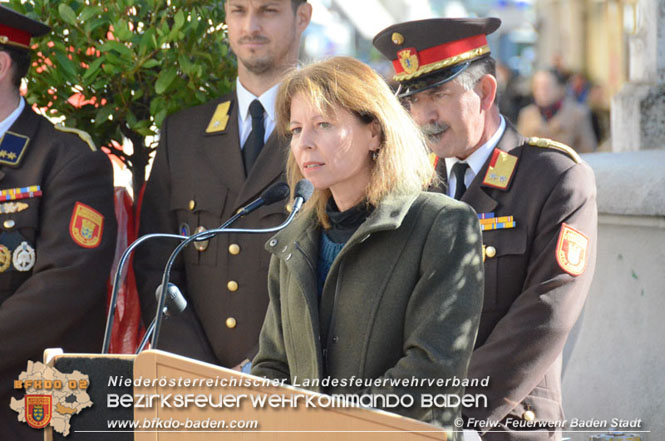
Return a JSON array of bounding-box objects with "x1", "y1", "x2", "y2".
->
[{"x1": 252, "y1": 57, "x2": 484, "y2": 436}]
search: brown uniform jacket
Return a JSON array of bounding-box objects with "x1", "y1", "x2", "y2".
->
[
  {"x1": 0, "y1": 106, "x2": 116, "y2": 441},
  {"x1": 517, "y1": 98, "x2": 597, "y2": 154},
  {"x1": 440, "y1": 124, "x2": 597, "y2": 440},
  {"x1": 134, "y1": 91, "x2": 289, "y2": 368},
  {"x1": 252, "y1": 192, "x2": 484, "y2": 440}
]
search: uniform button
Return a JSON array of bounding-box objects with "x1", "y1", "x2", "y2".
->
[
  {"x1": 269, "y1": 239, "x2": 278, "y2": 247},
  {"x1": 193, "y1": 226, "x2": 209, "y2": 251},
  {"x1": 228, "y1": 244, "x2": 241, "y2": 255},
  {"x1": 332, "y1": 336, "x2": 339, "y2": 343},
  {"x1": 225, "y1": 317, "x2": 237, "y2": 329},
  {"x1": 522, "y1": 410, "x2": 535, "y2": 421},
  {"x1": 485, "y1": 246, "x2": 497, "y2": 259},
  {"x1": 188, "y1": 200, "x2": 196, "y2": 211},
  {"x1": 227, "y1": 281, "x2": 239, "y2": 292},
  {"x1": 3, "y1": 219, "x2": 15, "y2": 229}
]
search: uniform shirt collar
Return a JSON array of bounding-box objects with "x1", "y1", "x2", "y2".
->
[
  {"x1": 236, "y1": 77, "x2": 278, "y2": 125},
  {"x1": 444, "y1": 115, "x2": 506, "y2": 181},
  {"x1": 0, "y1": 97, "x2": 25, "y2": 139}
]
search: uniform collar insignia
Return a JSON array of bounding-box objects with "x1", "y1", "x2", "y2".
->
[
  {"x1": 205, "y1": 100, "x2": 232, "y2": 134},
  {"x1": 0, "y1": 131, "x2": 30, "y2": 167},
  {"x1": 481, "y1": 148, "x2": 518, "y2": 190}
]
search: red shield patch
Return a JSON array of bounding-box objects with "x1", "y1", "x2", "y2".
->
[
  {"x1": 69, "y1": 202, "x2": 104, "y2": 248},
  {"x1": 25, "y1": 395, "x2": 52, "y2": 429},
  {"x1": 556, "y1": 223, "x2": 589, "y2": 276}
]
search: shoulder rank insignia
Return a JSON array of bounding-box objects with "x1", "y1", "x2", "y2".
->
[
  {"x1": 69, "y1": 202, "x2": 104, "y2": 248},
  {"x1": 54, "y1": 125, "x2": 97, "y2": 151},
  {"x1": 0, "y1": 131, "x2": 30, "y2": 167},
  {"x1": 527, "y1": 137, "x2": 581, "y2": 164},
  {"x1": 556, "y1": 223, "x2": 589, "y2": 276},
  {"x1": 206, "y1": 101, "x2": 232, "y2": 134},
  {"x1": 482, "y1": 148, "x2": 518, "y2": 190}
]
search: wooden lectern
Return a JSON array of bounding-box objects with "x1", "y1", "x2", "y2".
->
[{"x1": 43, "y1": 349, "x2": 446, "y2": 441}]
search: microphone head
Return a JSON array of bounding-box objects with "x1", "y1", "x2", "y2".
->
[
  {"x1": 294, "y1": 179, "x2": 314, "y2": 202},
  {"x1": 261, "y1": 182, "x2": 290, "y2": 206},
  {"x1": 155, "y1": 283, "x2": 187, "y2": 317}
]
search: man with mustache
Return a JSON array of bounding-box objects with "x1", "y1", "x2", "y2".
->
[
  {"x1": 135, "y1": 0, "x2": 311, "y2": 371},
  {"x1": 374, "y1": 18, "x2": 597, "y2": 440}
]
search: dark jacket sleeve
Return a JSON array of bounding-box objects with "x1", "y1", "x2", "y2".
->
[
  {"x1": 0, "y1": 150, "x2": 116, "y2": 369},
  {"x1": 464, "y1": 162, "x2": 597, "y2": 428}
]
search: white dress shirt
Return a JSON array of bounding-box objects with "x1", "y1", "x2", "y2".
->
[
  {"x1": 444, "y1": 116, "x2": 506, "y2": 198},
  {"x1": 236, "y1": 77, "x2": 279, "y2": 148},
  {"x1": 0, "y1": 97, "x2": 25, "y2": 139}
]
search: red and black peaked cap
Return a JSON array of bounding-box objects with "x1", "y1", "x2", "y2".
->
[{"x1": 373, "y1": 17, "x2": 501, "y2": 97}]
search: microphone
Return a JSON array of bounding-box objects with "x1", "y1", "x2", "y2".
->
[
  {"x1": 239, "y1": 182, "x2": 290, "y2": 216},
  {"x1": 158, "y1": 283, "x2": 187, "y2": 317},
  {"x1": 292, "y1": 179, "x2": 314, "y2": 214},
  {"x1": 135, "y1": 283, "x2": 187, "y2": 354},
  {"x1": 151, "y1": 179, "x2": 313, "y2": 349},
  {"x1": 101, "y1": 181, "x2": 290, "y2": 353}
]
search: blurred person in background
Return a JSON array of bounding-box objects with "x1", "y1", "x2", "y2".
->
[{"x1": 517, "y1": 68, "x2": 597, "y2": 153}]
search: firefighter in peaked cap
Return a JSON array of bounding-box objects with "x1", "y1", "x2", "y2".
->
[
  {"x1": 374, "y1": 18, "x2": 598, "y2": 440},
  {"x1": 0, "y1": 5, "x2": 116, "y2": 439}
]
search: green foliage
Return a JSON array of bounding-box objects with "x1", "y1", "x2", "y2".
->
[{"x1": 9, "y1": 0, "x2": 236, "y2": 194}]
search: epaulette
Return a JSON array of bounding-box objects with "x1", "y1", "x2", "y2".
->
[
  {"x1": 526, "y1": 137, "x2": 581, "y2": 164},
  {"x1": 54, "y1": 125, "x2": 97, "y2": 151}
]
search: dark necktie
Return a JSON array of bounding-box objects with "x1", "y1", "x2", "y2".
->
[
  {"x1": 242, "y1": 99, "x2": 265, "y2": 175},
  {"x1": 451, "y1": 162, "x2": 469, "y2": 200}
]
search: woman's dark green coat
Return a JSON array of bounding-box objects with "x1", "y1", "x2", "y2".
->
[{"x1": 252, "y1": 191, "x2": 484, "y2": 438}]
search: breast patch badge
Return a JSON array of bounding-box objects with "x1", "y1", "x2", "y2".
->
[
  {"x1": 69, "y1": 202, "x2": 104, "y2": 248},
  {"x1": 556, "y1": 223, "x2": 589, "y2": 276}
]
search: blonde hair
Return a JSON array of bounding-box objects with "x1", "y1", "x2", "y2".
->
[{"x1": 276, "y1": 56, "x2": 434, "y2": 227}]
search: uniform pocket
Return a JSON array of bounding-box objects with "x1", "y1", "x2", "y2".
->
[
  {"x1": 482, "y1": 226, "x2": 527, "y2": 311},
  {"x1": 169, "y1": 185, "x2": 228, "y2": 267}
]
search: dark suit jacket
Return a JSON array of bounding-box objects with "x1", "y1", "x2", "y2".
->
[
  {"x1": 134, "y1": 90, "x2": 289, "y2": 368},
  {"x1": 0, "y1": 106, "x2": 116, "y2": 441},
  {"x1": 441, "y1": 123, "x2": 597, "y2": 440}
]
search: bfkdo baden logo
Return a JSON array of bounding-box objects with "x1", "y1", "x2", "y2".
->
[
  {"x1": 11, "y1": 361, "x2": 93, "y2": 436},
  {"x1": 25, "y1": 395, "x2": 52, "y2": 429}
]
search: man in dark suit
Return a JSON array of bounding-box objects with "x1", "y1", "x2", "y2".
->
[
  {"x1": 0, "y1": 6, "x2": 117, "y2": 440},
  {"x1": 134, "y1": 0, "x2": 312, "y2": 370},
  {"x1": 374, "y1": 18, "x2": 597, "y2": 440}
]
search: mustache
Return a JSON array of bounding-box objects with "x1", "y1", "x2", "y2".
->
[
  {"x1": 238, "y1": 35, "x2": 270, "y2": 44},
  {"x1": 420, "y1": 122, "x2": 449, "y2": 143}
]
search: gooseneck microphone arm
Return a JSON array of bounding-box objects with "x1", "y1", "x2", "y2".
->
[
  {"x1": 151, "y1": 180, "x2": 313, "y2": 350},
  {"x1": 101, "y1": 182, "x2": 290, "y2": 353}
]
